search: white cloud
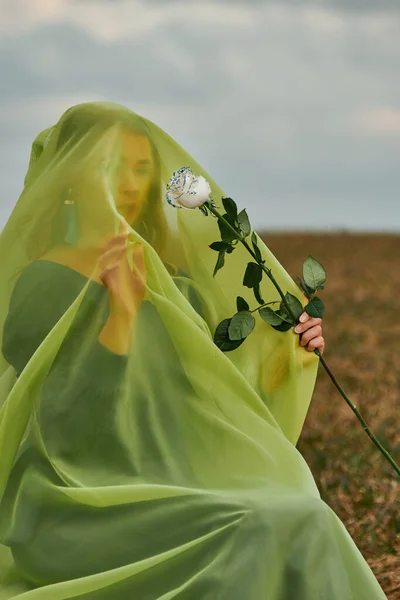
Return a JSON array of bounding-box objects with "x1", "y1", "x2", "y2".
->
[
  {"x1": 0, "y1": 0, "x2": 67, "y2": 33},
  {"x1": 0, "y1": 0, "x2": 256, "y2": 41},
  {"x1": 354, "y1": 107, "x2": 400, "y2": 134},
  {"x1": 303, "y1": 8, "x2": 347, "y2": 34}
]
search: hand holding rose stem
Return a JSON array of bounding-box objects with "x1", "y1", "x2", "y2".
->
[
  {"x1": 209, "y1": 202, "x2": 400, "y2": 477},
  {"x1": 98, "y1": 220, "x2": 146, "y2": 355},
  {"x1": 166, "y1": 166, "x2": 399, "y2": 478}
]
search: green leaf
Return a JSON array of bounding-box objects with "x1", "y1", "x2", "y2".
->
[
  {"x1": 268, "y1": 304, "x2": 295, "y2": 331},
  {"x1": 303, "y1": 256, "x2": 327, "y2": 291},
  {"x1": 213, "y1": 250, "x2": 225, "y2": 277},
  {"x1": 296, "y1": 275, "x2": 314, "y2": 299},
  {"x1": 253, "y1": 283, "x2": 264, "y2": 304},
  {"x1": 237, "y1": 209, "x2": 251, "y2": 237},
  {"x1": 214, "y1": 318, "x2": 247, "y2": 352},
  {"x1": 279, "y1": 302, "x2": 290, "y2": 318},
  {"x1": 251, "y1": 231, "x2": 263, "y2": 263},
  {"x1": 243, "y1": 262, "x2": 263, "y2": 288},
  {"x1": 222, "y1": 197, "x2": 238, "y2": 221},
  {"x1": 270, "y1": 319, "x2": 293, "y2": 332},
  {"x1": 284, "y1": 292, "x2": 304, "y2": 321},
  {"x1": 236, "y1": 296, "x2": 249, "y2": 312},
  {"x1": 209, "y1": 241, "x2": 232, "y2": 252},
  {"x1": 258, "y1": 307, "x2": 284, "y2": 326},
  {"x1": 218, "y1": 213, "x2": 239, "y2": 243},
  {"x1": 228, "y1": 311, "x2": 256, "y2": 341},
  {"x1": 305, "y1": 297, "x2": 325, "y2": 318}
]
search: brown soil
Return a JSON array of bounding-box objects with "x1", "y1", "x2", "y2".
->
[{"x1": 260, "y1": 232, "x2": 400, "y2": 599}]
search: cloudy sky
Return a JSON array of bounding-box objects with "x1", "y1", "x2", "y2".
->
[{"x1": 1, "y1": 0, "x2": 399, "y2": 231}]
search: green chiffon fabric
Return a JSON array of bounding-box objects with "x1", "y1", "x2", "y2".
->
[{"x1": 0, "y1": 102, "x2": 388, "y2": 598}]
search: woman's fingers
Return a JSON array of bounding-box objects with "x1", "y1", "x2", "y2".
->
[
  {"x1": 293, "y1": 312, "x2": 325, "y2": 353},
  {"x1": 307, "y1": 336, "x2": 325, "y2": 354},
  {"x1": 298, "y1": 324, "x2": 322, "y2": 346},
  {"x1": 99, "y1": 246, "x2": 127, "y2": 271},
  {"x1": 99, "y1": 264, "x2": 119, "y2": 283},
  {"x1": 295, "y1": 316, "x2": 321, "y2": 333},
  {"x1": 118, "y1": 218, "x2": 130, "y2": 235},
  {"x1": 103, "y1": 232, "x2": 128, "y2": 252},
  {"x1": 130, "y1": 243, "x2": 146, "y2": 279},
  {"x1": 99, "y1": 242, "x2": 146, "y2": 283}
]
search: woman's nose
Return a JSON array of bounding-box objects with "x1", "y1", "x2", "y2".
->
[{"x1": 120, "y1": 170, "x2": 139, "y2": 193}]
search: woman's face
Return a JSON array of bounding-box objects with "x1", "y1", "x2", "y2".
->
[{"x1": 115, "y1": 130, "x2": 155, "y2": 225}]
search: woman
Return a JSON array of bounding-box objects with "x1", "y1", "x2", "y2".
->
[{"x1": 0, "y1": 102, "x2": 386, "y2": 599}]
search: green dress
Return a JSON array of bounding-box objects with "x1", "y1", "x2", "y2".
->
[{"x1": 0, "y1": 260, "x2": 388, "y2": 599}]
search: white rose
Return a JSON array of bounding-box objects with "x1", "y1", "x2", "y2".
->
[{"x1": 166, "y1": 167, "x2": 211, "y2": 209}]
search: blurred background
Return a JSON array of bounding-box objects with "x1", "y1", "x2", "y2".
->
[
  {"x1": 0, "y1": 0, "x2": 399, "y2": 231},
  {"x1": 1, "y1": 0, "x2": 399, "y2": 597}
]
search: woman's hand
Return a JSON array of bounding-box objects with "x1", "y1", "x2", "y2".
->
[
  {"x1": 294, "y1": 312, "x2": 325, "y2": 355},
  {"x1": 98, "y1": 221, "x2": 146, "y2": 317},
  {"x1": 97, "y1": 221, "x2": 147, "y2": 355}
]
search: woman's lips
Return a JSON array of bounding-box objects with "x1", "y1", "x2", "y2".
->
[{"x1": 118, "y1": 200, "x2": 137, "y2": 210}]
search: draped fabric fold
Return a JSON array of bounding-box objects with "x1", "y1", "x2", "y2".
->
[{"x1": 0, "y1": 102, "x2": 387, "y2": 598}]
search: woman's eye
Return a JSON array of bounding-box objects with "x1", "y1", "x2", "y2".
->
[{"x1": 134, "y1": 168, "x2": 151, "y2": 176}]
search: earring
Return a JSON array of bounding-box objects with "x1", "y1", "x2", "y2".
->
[{"x1": 62, "y1": 189, "x2": 79, "y2": 245}]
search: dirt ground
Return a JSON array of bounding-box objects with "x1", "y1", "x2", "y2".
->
[{"x1": 260, "y1": 232, "x2": 400, "y2": 599}]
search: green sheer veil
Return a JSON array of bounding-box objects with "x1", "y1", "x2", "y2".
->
[
  {"x1": 0, "y1": 102, "x2": 385, "y2": 599},
  {"x1": 0, "y1": 100, "x2": 319, "y2": 450}
]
